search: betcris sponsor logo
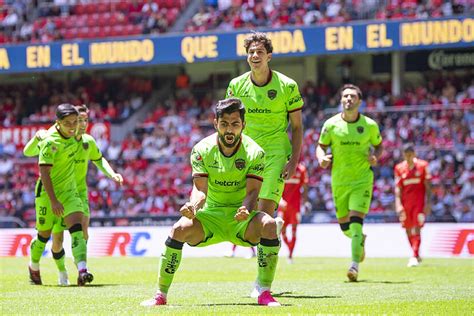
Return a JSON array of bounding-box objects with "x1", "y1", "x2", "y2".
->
[
  {"x1": 247, "y1": 108, "x2": 271, "y2": 114},
  {"x1": 214, "y1": 179, "x2": 240, "y2": 186}
]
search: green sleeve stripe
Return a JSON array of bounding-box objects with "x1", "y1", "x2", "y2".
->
[
  {"x1": 192, "y1": 173, "x2": 208, "y2": 178},
  {"x1": 288, "y1": 106, "x2": 303, "y2": 113},
  {"x1": 39, "y1": 163, "x2": 53, "y2": 166},
  {"x1": 318, "y1": 142, "x2": 330, "y2": 146},
  {"x1": 247, "y1": 174, "x2": 263, "y2": 181}
]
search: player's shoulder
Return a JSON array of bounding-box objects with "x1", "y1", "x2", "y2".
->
[
  {"x1": 324, "y1": 113, "x2": 343, "y2": 126},
  {"x1": 416, "y1": 158, "x2": 429, "y2": 167},
  {"x1": 394, "y1": 160, "x2": 405, "y2": 170},
  {"x1": 272, "y1": 70, "x2": 297, "y2": 84},
  {"x1": 360, "y1": 114, "x2": 379, "y2": 127},
  {"x1": 229, "y1": 71, "x2": 251, "y2": 85},
  {"x1": 81, "y1": 133, "x2": 95, "y2": 141},
  {"x1": 193, "y1": 133, "x2": 217, "y2": 153},
  {"x1": 242, "y1": 134, "x2": 265, "y2": 157}
]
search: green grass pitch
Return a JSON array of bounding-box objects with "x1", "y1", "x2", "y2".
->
[{"x1": 1, "y1": 257, "x2": 473, "y2": 315}]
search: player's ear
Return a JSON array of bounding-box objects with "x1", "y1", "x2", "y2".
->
[
  {"x1": 242, "y1": 121, "x2": 246, "y2": 130},
  {"x1": 267, "y1": 53, "x2": 272, "y2": 63},
  {"x1": 213, "y1": 118, "x2": 218, "y2": 130}
]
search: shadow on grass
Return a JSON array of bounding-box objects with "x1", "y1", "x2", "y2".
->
[
  {"x1": 196, "y1": 303, "x2": 293, "y2": 307},
  {"x1": 42, "y1": 284, "x2": 123, "y2": 287},
  {"x1": 273, "y1": 292, "x2": 340, "y2": 299},
  {"x1": 346, "y1": 280, "x2": 412, "y2": 284}
]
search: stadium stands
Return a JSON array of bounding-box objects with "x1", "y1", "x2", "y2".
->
[{"x1": 2, "y1": 72, "x2": 473, "y2": 227}]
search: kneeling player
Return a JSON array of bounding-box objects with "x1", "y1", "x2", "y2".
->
[
  {"x1": 142, "y1": 98, "x2": 281, "y2": 306},
  {"x1": 395, "y1": 144, "x2": 432, "y2": 267}
]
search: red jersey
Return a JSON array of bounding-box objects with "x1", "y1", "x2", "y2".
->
[
  {"x1": 394, "y1": 158, "x2": 431, "y2": 213},
  {"x1": 282, "y1": 164, "x2": 308, "y2": 214}
]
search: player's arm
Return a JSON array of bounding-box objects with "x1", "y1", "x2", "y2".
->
[
  {"x1": 368, "y1": 143, "x2": 383, "y2": 166},
  {"x1": 394, "y1": 170, "x2": 406, "y2": 221},
  {"x1": 235, "y1": 176, "x2": 263, "y2": 222},
  {"x1": 316, "y1": 144, "x2": 332, "y2": 169},
  {"x1": 92, "y1": 157, "x2": 123, "y2": 185},
  {"x1": 39, "y1": 165, "x2": 64, "y2": 217},
  {"x1": 180, "y1": 176, "x2": 208, "y2": 219},
  {"x1": 23, "y1": 130, "x2": 47, "y2": 157},
  {"x1": 423, "y1": 166, "x2": 432, "y2": 216},
  {"x1": 283, "y1": 110, "x2": 303, "y2": 179},
  {"x1": 368, "y1": 122, "x2": 383, "y2": 166}
]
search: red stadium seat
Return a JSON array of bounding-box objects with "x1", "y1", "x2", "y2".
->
[
  {"x1": 73, "y1": 4, "x2": 85, "y2": 15},
  {"x1": 85, "y1": 3, "x2": 97, "y2": 15},
  {"x1": 97, "y1": 2, "x2": 110, "y2": 14}
]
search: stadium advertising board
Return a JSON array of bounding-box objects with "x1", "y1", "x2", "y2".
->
[
  {"x1": 0, "y1": 122, "x2": 111, "y2": 146},
  {"x1": 1, "y1": 224, "x2": 472, "y2": 258},
  {"x1": 0, "y1": 17, "x2": 472, "y2": 74}
]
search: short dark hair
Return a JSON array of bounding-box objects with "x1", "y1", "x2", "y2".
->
[
  {"x1": 339, "y1": 84, "x2": 363, "y2": 100},
  {"x1": 215, "y1": 98, "x2": 245, "y2": 122},
  {"x1": 244, "y1": 31, "x2": 273, "y2": 54},
  {"x1": 76, "y1": 104, "x2": 89, "y2": 114},
  {"x1": 56, "y1": 103, "x2": 78, "y2": 120},
  {"x1": 402, "y1": 143, "x2": 415, "y2": 153}
]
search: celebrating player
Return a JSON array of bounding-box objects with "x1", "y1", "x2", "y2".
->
[
  {"x1": 142, "y1": 98, "x2": 281, "y2": 307},
  {"x1": 26, "y1": 104, "x2": 93, "y2": 286},
  {"x1": 278, "y1": 162, "x2": 309, "y2": 263},
  {"x1": 24, "y1": 104, "x2": 123, "y2": 285},
  {"x1": 316, "y1": 84, "x2": 383, "y2": 282},
  {"x1": 394, "y1": 143, "x2": 432, "y2": 267}
]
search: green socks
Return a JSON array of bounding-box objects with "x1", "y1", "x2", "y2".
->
[
  {"x1": 340, "y1": 222, "x2": 352, "y2": 238},
  {"x1": 257, "y1": 238, "x2": 280, "y2": 288},
  {"x1": 30, "y1": 234, "x2": 49, "y2": 264},
  {"x1": 349, "y1": 217, "x2": 364, "y2": 263},
  {"x1": 52, "y1": 249, "x2": 66, "y2": 272},
  {"x1": 69, "y1": 224, "x2": 87, "y2": 265},
  {"x1": 158, "y1": 237, "x2": 184, "y2": 294}
]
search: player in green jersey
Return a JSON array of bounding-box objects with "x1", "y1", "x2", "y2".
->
[
  {"x1": 24, "y1": 105, "x2": 123, "y2": 285},
  {"x1": 142, "y1": 98, "x2": 281, "y2": 307},
  {"x1": 316, "y1": 84, "x2": 383, "y2": 282},
  {"x1": 27, "y1": 104, "x2": 93, "y2": 286}
]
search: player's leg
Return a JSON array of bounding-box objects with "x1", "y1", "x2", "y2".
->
[
  {"x1": 51, "y1": 221, "x2": 69, "y2": 285},
  {"x1": 245, "y1": 212, "x2": 281, "y2": 306},
  {"x1": 79, "y1": 191, "x2": 90, "y2": 242},
  {"x1": 151, "y1": 216, "x2": 206, "y2": 305},
  {"x1": 29, "y1": 193, "x2": 55, "y2": 284},
  {"x1": 288, "y1": 223, "x2": 298, "y2": 260}
]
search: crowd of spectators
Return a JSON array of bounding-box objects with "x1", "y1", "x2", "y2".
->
[
  {"x1": 1, "y1": 72, "x2": 473, "y2": 227},
  {"x1": 0, "y1": 0, "x2": 187, "y2": 43},
  {"x1": 186, "y1": 0, "x2": 473, "y2": 32},
  {"x1": 0, "y1": 74, "x2": 152, "y2": 127}
]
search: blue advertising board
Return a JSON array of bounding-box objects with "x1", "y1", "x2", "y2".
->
[{"x1": 0, "y1": 16, "x2": 472, "y2": 74}]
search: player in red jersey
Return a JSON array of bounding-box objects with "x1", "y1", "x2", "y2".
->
[
  {"x1": 277, "y1": 163, "x2": 309, "y2": 263},
  {"x1": 394, "y1": 143, "x2": 432, "y2": 267}
]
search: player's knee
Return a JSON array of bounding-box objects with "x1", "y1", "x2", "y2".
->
[
  {"x1": 350, "y1": 216, "x2": 364, "y2": 225},
  {"x1": 260, "y1": 215, "x2": 277, "y2": 237},
  {"x1": 170, "y1": 221, "x2": 193, "y2": 241}
]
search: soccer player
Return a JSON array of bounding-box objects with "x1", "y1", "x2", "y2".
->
[
  {"x1": 27, "y1": 104, "x2": 93, "y2": 286},
  {"x1": 142, "y1": 98, "x2": 281, "y2": 307},
  {"x1": 24, "y1": 104, "x2": 123, "y2": 285},
  {"x1": 316, "y1": 84, "x2": 383, "y2": 282},
  {"x1": 278, "y1": 162, "x2": 309, "y2": 263},
  {"x1": 226, "y1": 31, "x2": 304, "y2": 216},
  {"x1": 394, "y1": 143, "x2": 432, "y2": 267}
]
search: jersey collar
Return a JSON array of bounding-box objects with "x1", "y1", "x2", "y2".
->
[
  {"x1": 216, "y1": 134, "x2": 242, "y2": 158},
  {"x1": 250, "y1": 69, "x2": 273, "y2": 87}
]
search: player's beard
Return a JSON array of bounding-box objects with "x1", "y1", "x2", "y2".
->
[{"x1": 219, "y1": 132, "x2": 241, "y2": 148}]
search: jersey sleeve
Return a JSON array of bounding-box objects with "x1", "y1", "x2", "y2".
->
[
  {"x1": 23, "y1": 136, "x2": 40, "y2": 157},
  {"x1": 422, "y1": 161, "x2": 432, "y2": 181},
  {"x1": 286, "y1": 81, "x2": 303, "y2": 113},
  {"x1": 225, "y1": 80, "x2": 235, "y2": 98},
  {"x1": 318, "y1": 121, "x2": 332, "y2": 146},
  {"x1": 38, "y1": 139, "x2": 57, "y2": 166},
  {"x1": 191, "y1": 145, "x2": 208, "y2": 177},
  {"x1": 88, "y1": 137, "x2": 103, "y2": 161},
  {"x1": 301, "y1": 165, "x2": 308, "y2": 185},
  {"x1": 247, "y1": 150, "x2": 265, "y2": 181},
  {"x1": 370, "y1": 121, "x2": 382, "y2": 146},
  {"x1": 394, "y1": 164, "x2": 402, "y2": 187}
]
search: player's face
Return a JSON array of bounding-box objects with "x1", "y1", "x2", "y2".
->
[
  {"x1": 215, "y1": 111, "x2": 244, "y2": 148},
  {"x1": 247, "y1": 42, "x2": 271, "y2": 72},
  {"x1": 341, "y1": 88, "x2": 361, "y2": 111},
  {"x1": 77, "y1": 112, "x2": 89, "y2": 136},
  {"x1": 403, "y1": 150, "x2": 415, "y2": 163},
  {"x1": 57, "y1": 114, "x2": 78, "y2": 138}
]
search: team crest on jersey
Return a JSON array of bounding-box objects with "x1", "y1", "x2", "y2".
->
[
  {"x1": 235, "y1": 158, "x2": 246, "y2": 170},
  {"x1": 39, "y1": 217, "x2": 45, "y2": 225},
  {"x1": 267, "y1": 89, "x2": 277, "y2": 100},
  {"x1": 83, "y1": 142, "x2": 89, "y2": 150},
  {"x1": 357, "y1": 126, "x2": 364, "y2": 134},
  {"x1": 227, "y1": 89, "x2": 233, "y2": 97}
]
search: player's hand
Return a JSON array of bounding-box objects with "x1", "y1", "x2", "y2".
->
[
  {"x1": 423, "y1": 204, "x2": 431, "y2": 216},
  {"x1": 319, "y1": 154, "x2": 332, "y2": 169},
  {"x1": 397, "y1": 209, "x2": 406, "y2": 222},
  {"x1": 368, "y1": 154, "x2": 378, "y2": 166},
  {"x1": 180, "y1": 202, "x2": 196, "y2": 219},
  {"x1": 282, "y1": 158, "x2": 298, "y2": 179},
  {"x1": 35, "y1": 129, "x2": 48, "y2": 141},
  {"x1": 234, "y1": 206, "x2": 250, "y2": 222},
  {"x1": 112, "y1": 173, "x2": 123, "y2": 185},
  {"x1": 51, "y1": 199, "x2": 64, "y2": 217}
]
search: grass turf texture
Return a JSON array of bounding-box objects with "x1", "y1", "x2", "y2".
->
[{"x1": 1, "y1": 257, "x2": 472, "y2": 315}]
